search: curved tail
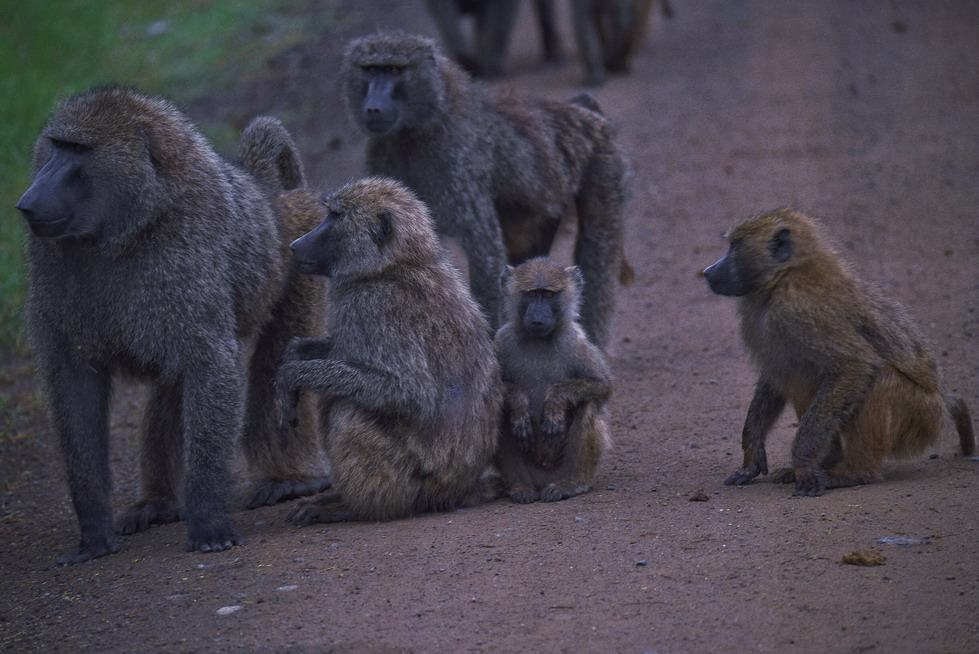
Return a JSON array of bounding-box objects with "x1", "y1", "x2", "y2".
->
[
  {"x1": 238, "y1": 116, "x2": 305, "y2": 192},
  {"x1": 947, "y1": 394, "x2": 975, "y2": 456}
]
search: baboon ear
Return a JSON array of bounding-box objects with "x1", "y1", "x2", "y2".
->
[
  {"x1": 770, "y1": 228, "x2": 792, "y2": 262},
  {"x1": 138, "y1": 124, "x2": 163, "y2": 171},
  {"x1": 374, "y1": 211, "x2": 393, "y2": 247},
  {"x1": 567, "y1": 265, "x2": 585, "y2": 290}
]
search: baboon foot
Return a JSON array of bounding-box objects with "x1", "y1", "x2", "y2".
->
[
  {"x1": 508, "y1": 484, "x2": 539, "y2": 504},
  {"x1": 244, "y1": 475, "x2": 332, "y2": 510},
  {"x1": 791, "y1": 468, "x2": 826, "y2": 497},
  {"x1": 539, "y1": 482, "x2": 587, "y2": 503},
  {"x1": 57, "y1": 531, "x2": 120, "y2": 565},
  {"x1": 286, "y1": 495, "x2": 358, "y2": 526},
  {"x1": 116, "y1": 498, "x2": 184, "y2": 535},
  {"x1": 185, "y1": 515, "x2": 243, "y2": 553},
  {"x1": 724, "y1": 461, "x2": 768, "y2": 486},
  {"x1": 770, "y1": 467, "x2": 796, "y2": 484},
  {"x1": 824, "y1": 469, "x2": 878, "y2": 489}
]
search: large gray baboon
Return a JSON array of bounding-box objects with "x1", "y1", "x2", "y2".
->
[
  {"x1": 703, "y1": 208, "x2": 975, "y2": 496},
  {"x1": 495, "y1": 257, "x2": 612, "y2": 503},
  {"x1": 16, "y1": 87, "x2": 327, "y2": 563},
  {"x1": 342, "y1": 32, "x2": 633, "y2": 349},
  {"x1": 277, "y1": 177, "x2": 502, "y2": 524}
]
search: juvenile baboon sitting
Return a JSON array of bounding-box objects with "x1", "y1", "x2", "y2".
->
[
  {"x1": 342, "y1": 32, "x2": 633, "y2": 348},
  {"x1": 495, "y1": 257, "x2": 613, "y2": 503},
  {"x1": 703, "y1": 208, "x2": 975, "y2": 496},
  {"x1": 16, "y1": 87, "x2": 326, "y2": 563},
  {"x1": 277, "y1": 177, "x2": 502, "y2": 524}
]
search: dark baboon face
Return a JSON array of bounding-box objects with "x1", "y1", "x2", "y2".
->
[
  {"x1": 16, "y1": 138, "x2": 94, "y2": 238},
  {"x1": 504, "y1": 257, "x2": 583, "y2": 339},
  {"x1": 291, "y1": 177, "x2": 435, "y2": 280},
  {"x1": 343, "y1": 34, "x2": 444, "y2": 135},
  {"x1": 17, "y1": 88, "x2": 172, "y2": 247},
  {"x1": 704, "y1": 210, "x2": 795, "y2": 297}
]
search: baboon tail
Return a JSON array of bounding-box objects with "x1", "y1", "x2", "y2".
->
[
  {"x1": 619, "y1": 257, "x2": 636, "y2": 285},
  {"x1": 239, "y1": 116, "x2": 306, "y2": 192},
  {"x1": 569, "y1": 91, "x2": 603, "y2": 115},
  {"x1": 947, "y1": 394, "x2": 975, "y2": 456}
]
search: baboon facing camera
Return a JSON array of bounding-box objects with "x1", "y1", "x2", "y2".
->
[
  {"x1": 704, "y1": 208, "x2": 975, "y2": 496},
  {"x1": 495, "y1": 257, "x2": 612, "y2": 503},
  {"x1": 277, "y1": 177, "x2": 502, "y2": 524},
  {"x1": 17, "y1": 87, "x2": 327, "y2": 563}
]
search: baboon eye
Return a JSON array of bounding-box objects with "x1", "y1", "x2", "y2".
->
[
  {"x1": 51, "y1": 138, "x2": 90, "y2": 154},
  {"x1": 542, "y1": 290, "x2": 555, "y2": 298},
  {"x1": 387, "y1": 66, "x2": 402, "y2": 76}
]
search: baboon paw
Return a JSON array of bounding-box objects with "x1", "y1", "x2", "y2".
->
[
  {"x1": 286, "y1": 502, "x2": 355, "y2": 526},
  {"x1": 115, "y1": 499, "x2": 183, "y2": 535},
  {"x1": 57, "y1": 533, "x2": 120, "y2": 565},
  {"x1": 511, "y1": 414, "x2": 534, "y2": 444},
  {"x1": 244, "y1": 476, "x2": 333, "y2": 509},
  {"x1": 509, "y1": 487, "x2": 539, "y2": 504},
  {"x1": 185, "y1": 520, "x2": 243, "y2": 553},
  {"x1": 724, "y1": 464, "x2": 765, "y2": 486},
  {"x1": 770, "y1": 467, "x2": 796, "y2": 484},
  {"x1": 539, "y1": 483, "x2": 586, "y2": 503},
  {"x1": 791, "y1": 469, "x2": 826, "y2": 497}
]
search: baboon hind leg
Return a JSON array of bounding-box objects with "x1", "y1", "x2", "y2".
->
[{"x1": 242, "y1": 278, "x2": 330, "y2": 509}]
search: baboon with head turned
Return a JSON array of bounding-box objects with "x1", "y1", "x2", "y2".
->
[
  {"x1": 495, "y1": 257, "x2": 612, "y2": 503},
  {"x1": 703, "y1": 208, "x2": 975, "y2": 496},
  {"x1": 17, "y1": 87, "x2": 327, "y2": 563},
  {"x1": 277, "y1": 177, "x2": 501, "y2": 524},
  {"x1": 342, "y1": 32, "x2": 633, "y2": 349}
]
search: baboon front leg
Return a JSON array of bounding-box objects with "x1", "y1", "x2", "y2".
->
[
  {"x1": 181, "y1": 356, "x2": 245, "y2": 553},
  {"x1": 44, "y1": 351, "x2": 118, "y2": 564},
  {"x1": 503, "y1": 383, "x2": 533, "y2": 452},
  {"x1": 725, "y1": 380, "x2": 785, "y2": 486},
  {"x1": 117, "y1": 382, "x2": 184, "y2": 535},
  {"x1": 790, "y1": 371, "x2": 876, "y2": 496}
]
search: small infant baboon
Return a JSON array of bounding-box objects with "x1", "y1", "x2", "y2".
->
[
  {"x1": 342, "y1": 32, "x2": 633, "y2": 348},
  {"x1": 495, "y1": 257, "x2": 612, "y2": 503},
  {"x1": 17, "y1": 87, "x2": 327, "y2": 563},
  {"x1": 277, "y1": 177, "x2": 502, "y2": 524},
  {"x1": 704, "y1": 208, "x2": 975, "y2": 496}
]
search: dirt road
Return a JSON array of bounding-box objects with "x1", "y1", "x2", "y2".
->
[{"x1": 2, "y1": 1, "x2": 977, "y2": 652}]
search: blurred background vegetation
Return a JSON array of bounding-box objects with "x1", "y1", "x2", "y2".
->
[{"x1": 0, "y1": 0, "x2": 335, "y2": 353}]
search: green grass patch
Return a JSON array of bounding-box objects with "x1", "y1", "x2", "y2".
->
[{"x1": 0, "y1": 0, "x2": 337, "y2": 353}]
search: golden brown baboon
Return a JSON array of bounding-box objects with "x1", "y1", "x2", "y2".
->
[
  {"x1": 16, "y1": 87, "x2": 326, "y2": 563},
  {"x1": 703, "y1": 208, "x2": 975, "y2": 496},
  {"x1": 342, "y1": 32, "x2": 633, "y2": 348},
  {"x1": 495, "y1": 257, "x2": 612, "y2": 503},
  {"x1": 276, "y1": 177, "x2": 502, "y2": 524}
]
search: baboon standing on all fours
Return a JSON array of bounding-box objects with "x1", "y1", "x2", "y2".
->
[
  {"x1": 703, "y1": 208, "x2": 975, "y2": 496},
  {"x1": 277, "y1": 177, "x2": 501, "y2": 524},
  {"x1": 341, "y1": 32, "x2": 633, "y2": 349},
  {"x1": 572, "y1": 0, "x2": 673, "y2": 86},
  {"x1": 496, "y1": 257, "x2": 612, "y2": 503},
  {"x1": 16, "y1": 87, "x2": 327, "y2": 563}
]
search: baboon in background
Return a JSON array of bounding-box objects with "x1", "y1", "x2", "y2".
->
[
  {"x1": 342, "y1": 32, "x2": 633, "y2": 349},
  {"x1": 277, "y1": 177, "x2": 501, "y2": 524},
  {"x1": 16, "y1": 87, "x2": 327, "y2": 563},
  {"x1": 425, "y1": 0, "x2": 562, "y2": 78},
  {"x1": 495, "y1": 257, "x2": 612, "y2": 503},
  {"x1": 572, "y1": 0, "x2": 673, "y2": 86},
  {"x1": 703, "y1": 208, "x2": 975, "y2": 496}
]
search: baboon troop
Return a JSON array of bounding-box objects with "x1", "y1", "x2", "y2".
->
[
  {"x1": 15, "y1": 10, "x2": 975, "y2": 567},
  {"x1": 341, "y1": 31, "x2": 633, "y2": 348},
  {"x1": 17, "y1": 87, "x2": 327, "y2": 563},
  {"x1": 704, "y1": 209, "x2": 975, "y2": 496},
  {"x1": 276, "y1": 177, "x2": 502, "y2": 524},
  {"x1": 495, "y1": 257, "x2": 612, "y2": 503}
]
